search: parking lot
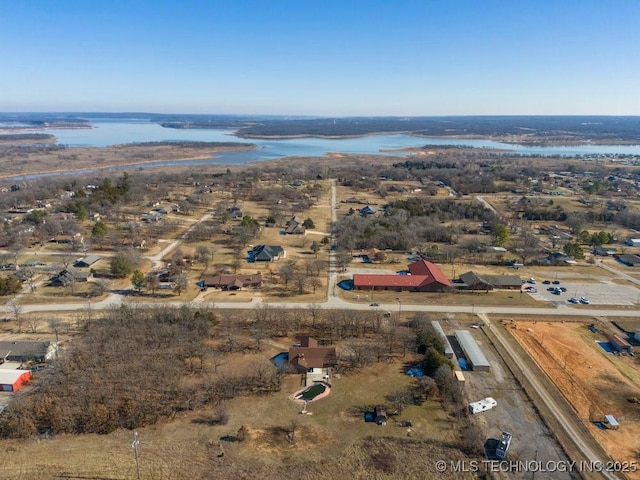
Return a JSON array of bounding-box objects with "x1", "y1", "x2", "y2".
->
[{"x1": 527, "y1": 281, "x2": 640, "y2": 305}]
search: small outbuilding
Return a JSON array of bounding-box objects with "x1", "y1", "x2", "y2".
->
[
  {"x1": 604, "y1": 415, "x2": 619, "y2": 430},
  {"x1": 431, "y1": 321, "x2": 455, "y2": 358},
  {"x1": 374, "y1": 405, "x2": 388, "y2": 425},
  {"x1": 0, "y1": 369, "x2": 32, "y2": 392},
  {"x1": 75, "y1": 254, "x2": 102, "y2": 268},
  {"x1": 608, "y1": 334, "x2": 633, "y2": 354}
]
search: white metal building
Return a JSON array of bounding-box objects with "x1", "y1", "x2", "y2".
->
[
  {"x1": 455, "y1": 330, "x2": 491, "y2": 372},
  {"x1": 431, "y1": 321, "x2": 455, "y2": 358}
]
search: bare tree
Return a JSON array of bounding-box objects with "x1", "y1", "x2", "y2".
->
[
  {"x1": 309, "y1": 276, "x2": 322, "y2": 294},
  {"x1": 48, "y1": 317, "x2": 64, "y2": 343},
  {"x1": 307, "y1": 303, "x2": 322, "y2": 327},
  {"x1": 145, "y1": 274, "x2": 160, "y2": 296},
  {"x1": 60, "y1": 252, "x2": 76, "y2": 270},
  {"x1": 461, "y1": 422, "x2": 485, "y2": 455},
  {"x1": 344, "y1": 338, "x2": 376, "y2": 368},
  {"x1": 27, "y1": 316, "x2": 40, "y2": 334},
  {"x1": 278, "y1": 261, "x2": 296, "y2": 289},
  {"x1": 8, "y1": 300, "x2": 23, "y2": 333},
  {"x1": 23, "y1": 267, "x2": 37, "y2": 293},
  {"x1": 385, "y1": 387, "x2": 414, "y2": 414},
  {"x1": 173, "y1": 273, "x2": 189, "y2": 296},
  {"x1": 293, "y1": 274, "x2": 307, "y2": 295},
  {"x1": 195, "y1": 245, "x2": 213, "y2": 271},
  {"x1": 94, "y1": 278, "x2": 111, "y2": 296}
]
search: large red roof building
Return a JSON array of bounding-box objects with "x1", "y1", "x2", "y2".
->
[{"x1": 353, "y1": 259, "x2": 451, "y2": 292}]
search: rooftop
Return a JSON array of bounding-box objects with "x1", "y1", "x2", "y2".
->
[{"x1": 455, "y1": 330, "x2": 490, "y2": 368}]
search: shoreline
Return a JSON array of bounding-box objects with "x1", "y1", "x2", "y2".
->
[
  {"x1": 0, "y1": 144, "x2": 257, "y2": 181},
  {"x1": 0, "y1": 154, "x2": 217, "y2": 181},
  {"x1": 235, "y1": 130, "x2": 640, "y2": 147}
]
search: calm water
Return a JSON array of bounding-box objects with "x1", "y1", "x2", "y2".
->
[
  {"x1": 22, "y1": 119, "x2": 640, "y2": 156},
  {"x1": 6, "y1": 119, "x2": 640, "y2": 180}
]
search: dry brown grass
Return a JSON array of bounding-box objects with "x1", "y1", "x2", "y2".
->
[
  {"x1": 339, "y1": 286, "x2": 544, "y2": 308},
  {"x1": 0, "y1": 345, "x2": 472, "y2": 480},
  {"x1": 0, "y1": 143, "x2": 255, "y2": 179}
]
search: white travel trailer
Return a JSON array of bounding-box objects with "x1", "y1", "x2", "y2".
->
[{"x1": 469, "y1": 397, "x2": 497, "y2": 414}]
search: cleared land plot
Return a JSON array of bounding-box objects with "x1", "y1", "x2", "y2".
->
[{"x1": 509, "y1": 321, "x2": 640, "y2": 470}]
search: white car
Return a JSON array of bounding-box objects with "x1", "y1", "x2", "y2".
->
[{"x1": 580, "y1": 297, "x2": 590, "y2": 304}]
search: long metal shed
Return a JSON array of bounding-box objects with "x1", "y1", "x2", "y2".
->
[
  {"x1": 455, "y1": 330, "x2": 491, "y2": 372},
  {"x1": 431, "y1": 321, "x2": 455, "y2": 358}
]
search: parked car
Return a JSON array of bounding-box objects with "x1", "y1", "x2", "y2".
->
[
  {"x1": 568, "y1": 297, "x2": 579, "y2": 304},
  {"x1": 560, "y1": 287, "x2": 567, "y2": 292},
  {"x1": 580, "y1": 297, "x2": 590, "y2": 304},
  {"x1": 527, "y1": 278, "x2": 536, "y2": 284},
  {"x1": 552, "y1": 289, "x2": 562, "y2": 295},
  {"x1": 370, "y1": 303, "x2": 380, "y2": 307},
  {"x1": 552, "y1": 280, "x2": 561, "y2": 285},
  {"x1": 542, "y1": 280, "x2": 551, "y2": 284}
]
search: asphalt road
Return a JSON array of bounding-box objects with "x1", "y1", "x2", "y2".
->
[{"x1": 1, "y1": 183, "x2": 637, "y2": 480}]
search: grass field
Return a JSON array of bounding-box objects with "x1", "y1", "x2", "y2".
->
[
  {"x1": 339, "y1": 286, "x2": 545, "y2": 308},
  {"x1": 0, "y1": 345, "x2": 474, "y2": 480}
]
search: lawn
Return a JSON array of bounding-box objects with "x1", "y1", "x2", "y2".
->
[{"x1": 339, "y1": 287, "x2": 545, "y2": 308}]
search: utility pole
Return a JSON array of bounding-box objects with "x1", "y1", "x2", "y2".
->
[{"x1": 132, "y1": 430, "x2": 141, "y2": 480}]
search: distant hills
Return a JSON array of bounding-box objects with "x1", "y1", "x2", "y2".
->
[{"x1": 2, "y1": 113, "x2": 639, "y2": 143}]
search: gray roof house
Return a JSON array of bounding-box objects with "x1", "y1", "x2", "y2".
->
[
  {"x1": 284, "y1": 216, "x2": 306, "y2": 235},
  {"x1": 75, "y1": 254, "x2": 102, "y2": 268},
  {"x1": 248, "y1": 245, "x2": 285, "y2": 262},
  {"x1": 459, "y1": 271, "x2": 522, "y2": 290},
  {"x1": 0, "y1": 341, "x2": 52, "y2": 363},
  {"x1": 50, "y1": 267, "x2": 93, "y2": 286}
]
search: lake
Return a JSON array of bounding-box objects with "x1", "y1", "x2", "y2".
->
[{"x1": 5, "y1": 118, "x2": 640, "y2": 180}]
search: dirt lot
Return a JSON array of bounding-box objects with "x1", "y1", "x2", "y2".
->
[
  {"x1": 509, "y1": 321, "x2": 640, "y2": 472},
  {"x1": 435, "y1": 314, "x2": 573, "y2": 475}
]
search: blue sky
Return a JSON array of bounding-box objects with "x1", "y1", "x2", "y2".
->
[{"x1": 1, "y1": 1, "x2": 639, "y2": 115}]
